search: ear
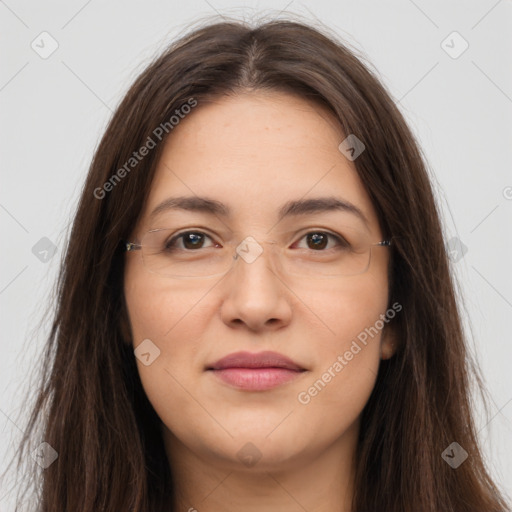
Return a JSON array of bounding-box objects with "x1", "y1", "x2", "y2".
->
[{"x1": 379, "y1": 321, "x2": 398, "y2": 360}]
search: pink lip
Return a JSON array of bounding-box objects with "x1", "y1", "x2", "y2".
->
[{"x1": 207, "y1": 351, "x2": 306, "y2": 391}]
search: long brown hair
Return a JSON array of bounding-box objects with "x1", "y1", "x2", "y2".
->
[{"x1": 9, "y1": 18, "x2": 510, "y2": 511}]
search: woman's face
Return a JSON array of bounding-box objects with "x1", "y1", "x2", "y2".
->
[{"x1": 124, "y1": 91, "x2": 395, "y2": 472}]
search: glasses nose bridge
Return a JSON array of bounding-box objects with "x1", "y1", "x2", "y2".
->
[{"x1": 230, "y1": 237, "x2": 281, "y2": 273}]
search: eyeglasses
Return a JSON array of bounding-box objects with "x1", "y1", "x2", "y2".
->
[{"x1": 124, "y1": 227, "x2": 392, "y2": 279}]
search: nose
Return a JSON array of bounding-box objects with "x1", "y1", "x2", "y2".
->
[{"x1": 219, "y1": 239, "x2": 293, "y2": 332}]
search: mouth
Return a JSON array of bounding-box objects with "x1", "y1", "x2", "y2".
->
[{"x1": 206, "y1": 351, "x2": 307, "y2": 391}]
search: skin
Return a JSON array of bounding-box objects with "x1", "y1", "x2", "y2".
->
[{"x1": 124, "y1": 91, "x2": 396, "y2": 512}]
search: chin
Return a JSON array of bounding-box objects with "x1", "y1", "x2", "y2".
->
[{"x1": 193, "y1": 428, "x2": 318, "y2": 473}]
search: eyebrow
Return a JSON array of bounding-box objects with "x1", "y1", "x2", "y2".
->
[{"x1": 149, "y1": 195, "x2": 369, "y2": 227}]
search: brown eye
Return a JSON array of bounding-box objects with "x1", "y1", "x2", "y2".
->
[
  {"x1": 307, "y1": 233, "x2": 328, "y2": 250},
  {"x1": 182, "y1": 232, "x2": 206, "y2": 249},
  {"x1": 165, "y1": 231, "x2": 217, "y2": 251},
  {"x1": 295, "y1": 231, "x2": 348, "y2": 251}
]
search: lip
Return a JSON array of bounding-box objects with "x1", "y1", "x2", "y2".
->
[{"x1": 206, "y1": 351, "x2": 306, "y2": 391}]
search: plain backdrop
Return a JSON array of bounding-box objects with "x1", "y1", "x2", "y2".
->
[{"x1": 1, "y1": 0, "x2": 511, "y2": 508}]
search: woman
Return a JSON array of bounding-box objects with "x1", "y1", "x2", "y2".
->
[{"x1": 12, "y1": 18, "x2": 509, "y2": 511}]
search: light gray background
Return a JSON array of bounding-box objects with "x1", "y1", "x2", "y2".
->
[{"x1": 1, "y1": 0, "x2": 511, "y2": 508}]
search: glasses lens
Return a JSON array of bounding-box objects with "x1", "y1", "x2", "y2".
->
[
  {"x1": 281, "y1": 244, "x2": 372, "y2": 278},
  {"x1": 141, "y1": 229, "x2": 232, "y2": 278}
]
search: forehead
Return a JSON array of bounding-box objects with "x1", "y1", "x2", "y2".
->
[{"x1": 140, "y1": 92, "x2": 381, "y2": 235}]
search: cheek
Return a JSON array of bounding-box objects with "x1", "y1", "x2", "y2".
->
[
  {"x1": 123, "y1": 264, "x2": 216, "y2": 410},
  {"x1": 298, "y1": 272, "x2": 389, "y2": 413},
  {"x1": 311, "y1": 267, "x2": 389, "y2": 350},
  {"x1": 124, "y1": 260, "x2": 214, "y2": 344}
]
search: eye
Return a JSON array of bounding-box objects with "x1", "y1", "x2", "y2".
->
[
  {"x1": 165, "y1": 231, "x2": 220, "y2": 251},
  {"x1": 293, "y1": 231, "x2": 349, "y2": 251}
]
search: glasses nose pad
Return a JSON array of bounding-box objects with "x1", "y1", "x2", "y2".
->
[{"x1": 266, "y1": 240, "x2": 283, "y2": 274}]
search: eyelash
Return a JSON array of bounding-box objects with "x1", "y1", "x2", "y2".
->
[{"x1": 164, "y1": 230, "x2": 349, "y2": 251}]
